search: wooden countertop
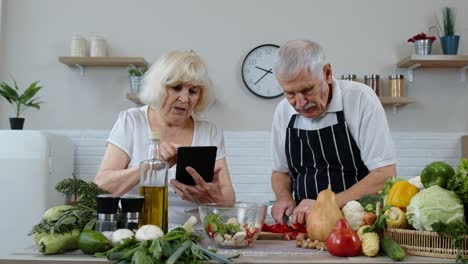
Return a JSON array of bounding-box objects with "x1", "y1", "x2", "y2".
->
[{"x1": 0, "y1": 240, "x2": 457, "y2": 264}]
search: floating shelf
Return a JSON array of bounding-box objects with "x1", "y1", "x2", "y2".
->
[
  {"x1": 379, "y1": 96, "x2": 415, "y2": 114},
  {"x1": 379, "y1": 96, "x2": 415, "y2": 105},
  {"x1": 398, "y1": 55, "x2": 468, "y2": 68},
  {"x1": 58, "y1": 56, "x2": 148, "y2": 75},
  {"x1": 397, "y1": 55, "x2": 468, "y2": 82},
  {"x1": 58, "y1": 56, "x2": 148, "y2": 67},
  {"x1": 126, "y1": 93, "x2": 143, "y2": 105}
]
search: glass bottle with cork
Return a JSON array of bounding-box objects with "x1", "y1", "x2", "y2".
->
[{"x1": 139, "y1": 132, "x2": 169, "y2": 232}]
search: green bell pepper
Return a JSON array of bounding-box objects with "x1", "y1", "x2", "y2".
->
[{"x1": 420, "y1": 161, "x2": 455, "y2": 189}]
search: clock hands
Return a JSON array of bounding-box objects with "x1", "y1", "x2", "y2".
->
[
  {"x1": 254, "y1": 68, "x2": 273, "y2": 85},
  {"x1": 255, "y1": 66, "x2": 273, "y2": 74}
]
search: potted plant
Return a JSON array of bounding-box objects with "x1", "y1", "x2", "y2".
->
[
  {"x1": 440, "y1": 6, "x2": 459, "y2": 55},
  {"x1": 0, "y1": 77, "x2": 44, "y2": 130},
  {"x1": 128, "y1": 64, "x2": 148, "y2": 94},
  {"x1": 407, "y1": 32, "x2": 437, "y2": 55}
]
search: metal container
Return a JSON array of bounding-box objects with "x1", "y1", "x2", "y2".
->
[
  {"x1": 341, "y1": 74, "x2": 357, "y2": 81},
  {"x1": 364, "y1": 75, "x2": 380, "y2": 96},
  {"x1": 414, "y1": 39, "x2": 433, "y2": 55},
  {"x1": 388, "y1": 75, "x2": 405, "y2": 97}
]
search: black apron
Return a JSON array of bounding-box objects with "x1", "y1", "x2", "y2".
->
[{"x1": 285, "y1": 111, "x2": 369, "y2": 203}]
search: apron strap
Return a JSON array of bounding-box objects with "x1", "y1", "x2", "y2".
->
[
  {"x1": 336, "y1": 111, "x2": 345, "y2": 124},
  {"x1": 287, "y1": 114, "x2": 298, "y2": 128}
]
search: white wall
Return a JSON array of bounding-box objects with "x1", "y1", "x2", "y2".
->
[{"x1": 0, "y1": 0, "x2": 467, "y2": 132}]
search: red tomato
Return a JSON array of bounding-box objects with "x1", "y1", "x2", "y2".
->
[{"x1": 326, "y1": 219, "x2": 361, "y2": 257}]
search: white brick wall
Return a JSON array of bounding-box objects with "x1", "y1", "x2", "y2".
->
[{"x1": 47, "y1": 130, "x2": 464, "y2": 204}]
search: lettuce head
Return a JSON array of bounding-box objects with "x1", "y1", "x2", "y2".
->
[{"x1": 406, "y1": 185, "x2": 465, "y2": 231}]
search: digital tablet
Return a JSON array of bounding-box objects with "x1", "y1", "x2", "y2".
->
[{"x1": 175, "y1": 146, "x2": 217, "y2": 186}]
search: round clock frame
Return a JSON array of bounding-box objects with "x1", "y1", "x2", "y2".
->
[{"x1": 241, "y1": 44, "x2": 283, "y2": 99}]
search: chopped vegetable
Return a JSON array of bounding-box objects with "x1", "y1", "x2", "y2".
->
[
  {"x1": 342, "y1": 201, "x2": 365, "y2": 230},
  {"x1": 204, "y1": 213, "x2": 259, "y2": 247}
]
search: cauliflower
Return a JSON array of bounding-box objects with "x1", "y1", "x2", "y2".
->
[
  {"x1": 342, "y1": 200, "x2": 365, "y2": 230},
  {"x1": 408, "y1": 176, "x2": 424, "y2": 190}
]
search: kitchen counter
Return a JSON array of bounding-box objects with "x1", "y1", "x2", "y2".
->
[{"x1": 1, "y1": 240, "x2": 457, "y2": 264}]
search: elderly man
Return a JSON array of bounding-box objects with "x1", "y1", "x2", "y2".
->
[{"x1": 270, "y1": 40, "x2": 396, "y2": 225}]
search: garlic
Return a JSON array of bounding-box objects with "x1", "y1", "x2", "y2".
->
[
  {"x1": 110, "y1": 229, "x2": 134, "y2": 245},
  {"x1": 135, "y1": 225, "x2": 164, "y2": 241}
]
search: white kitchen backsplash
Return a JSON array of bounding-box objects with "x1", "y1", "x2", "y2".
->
[{"x1": 46, "y1": 130, "x2": 464, "y2": 203}]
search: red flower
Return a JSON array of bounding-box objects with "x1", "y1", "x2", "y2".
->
[{"x1": 407, "y1": 32, "x2": 437, "y2": 43}]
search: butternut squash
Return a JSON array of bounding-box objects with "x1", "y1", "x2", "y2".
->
[{"x1": 306, "y1": 187, "x2": 343, "y2": 242}]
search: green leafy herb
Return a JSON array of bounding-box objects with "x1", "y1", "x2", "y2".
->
[
  {"x1": 432, "y1": 221, "x2": 468, "y2": 263},
  {"x1": 98, "y1": 217, "x2": 236, "y2": 264},
  {"x1": 32, "y1": 204, "x2": 96, "y2": 234},
  {"x1": 55, "y1": 174, "x2": 109, "y2": 208}
]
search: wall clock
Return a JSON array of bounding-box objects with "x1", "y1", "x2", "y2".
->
[{"x1": 241, "y1": 44, "x2": 283, "y2": 99}]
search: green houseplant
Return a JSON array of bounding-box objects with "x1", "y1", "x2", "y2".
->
[
  {"x1": 0, "y1": 77, "x2": 44, "y2": 129},
  {"x1": 440, "y1": 6, "x2": 459, "y2": 55},
  {"x1": 127, "y1": 64, "x2": 148, "y2": 94}
]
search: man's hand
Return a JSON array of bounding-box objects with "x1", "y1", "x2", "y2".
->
[
  {"x1": 170, "y1": 166, "x2": 224, "y2": 204},
  {"x1": 292, "y1": 199, "x2": 315, "y2": 225},
  {"x1": 271, "y1": 197, "x2": 296, "y2": 224}
]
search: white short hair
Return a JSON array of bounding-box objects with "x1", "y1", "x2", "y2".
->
[
  {"x1": 139, "y1": 50, "x2": 215, "y2": 116},
  {"x1": 273, "y1": 40, "x2": 328, "y2": 81}
]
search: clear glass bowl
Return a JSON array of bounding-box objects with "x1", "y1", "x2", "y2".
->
[{"x1": 199, "y1": 202, "x2": 267, "y2": 248}]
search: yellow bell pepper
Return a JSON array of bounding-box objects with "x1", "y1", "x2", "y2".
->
[{"x1": 385, "y1": 181, "x2": 419, "y2": 210}]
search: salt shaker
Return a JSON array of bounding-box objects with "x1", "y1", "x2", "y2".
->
[
  {"x1": 70, "y1": 35, "x2": 88, "y2": 57},
  {"x1": 90, "y1": 35, "x2": 107, "y2": 57}
]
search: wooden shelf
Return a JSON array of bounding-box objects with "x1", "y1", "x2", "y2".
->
[
  {"x1": 379, "y1": 96, "x2": 415, "y2": 105},
  {"x1": 58, "y1": 56, "x2": 148, "y2": 67},
  {"x1": 398, "y1": 55, "x2": 468, "y2": 68},
  {"x1": 126, "y1": 93, "x2": 143, "y2": 105}
]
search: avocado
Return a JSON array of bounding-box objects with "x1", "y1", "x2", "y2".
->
[{"x1": 77, "y1": 230, "x2": 112, "y2": 255}]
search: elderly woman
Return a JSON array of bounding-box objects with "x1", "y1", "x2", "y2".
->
[{"x1": 95, "y1": 50, "x2": 235, "y2": 224}]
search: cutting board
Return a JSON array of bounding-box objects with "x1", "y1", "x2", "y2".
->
[
  {"x1": 257, "y1": 232, "x2": 286, "y2": 240},
  {"x1": 462, "y1": 135, "x2": 468, "y2": 158}
]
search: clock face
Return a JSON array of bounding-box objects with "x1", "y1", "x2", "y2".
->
[{"x1": 241, "y1": 44, "x2": 284, "y2": 99}]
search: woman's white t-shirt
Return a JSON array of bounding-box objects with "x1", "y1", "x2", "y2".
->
[{"x1": 107, "y1": 105, "x2": 226, "y2": 224}]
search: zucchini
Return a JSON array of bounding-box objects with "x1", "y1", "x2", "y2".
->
[{"x1": 381, "y1": 237, "x2": 406, "y2": 261}]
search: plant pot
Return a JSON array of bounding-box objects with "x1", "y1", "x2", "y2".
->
[
  {"x1": 9, "y1": 117, "x2": 25, "y2": 130},
  {"x1": 414, "y1": 39, "x2": 433, "y2": 55},
  {"x1": 440, "y1": 35, "x2": 460, "y2": 55},
  {"x1": 129, "y1": 76, "x2": 143, "y2": 94}
]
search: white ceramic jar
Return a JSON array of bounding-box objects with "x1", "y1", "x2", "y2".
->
[
  {"x1": 90, "y1": 35, "x2": 107, "y2": 57},
  {"x1": 70, "y1": 35, "x2": 88, "y2": 57}
]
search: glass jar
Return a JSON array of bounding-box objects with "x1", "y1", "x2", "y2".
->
[
  {"x1": 364, "y1": 75, "x2": 380, "y2": 96},
  {"x1": 388, "y1": 75, "x2": 405, "y2": 97},
  {"x1": 341, "y1": 74, "x2": 357, "y2": 81}
]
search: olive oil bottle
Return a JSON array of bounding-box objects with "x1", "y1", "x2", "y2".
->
[{"x1": 139, "y1": 132, "x2": 169, "y2": 232}]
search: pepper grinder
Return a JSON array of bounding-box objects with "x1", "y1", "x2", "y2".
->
[
  {"x1": 95, "y1": 194, "x2": 120, "y2": 233},
  {"x1": 120, "y1": 195, "x2": 145, "y2": 231}
]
